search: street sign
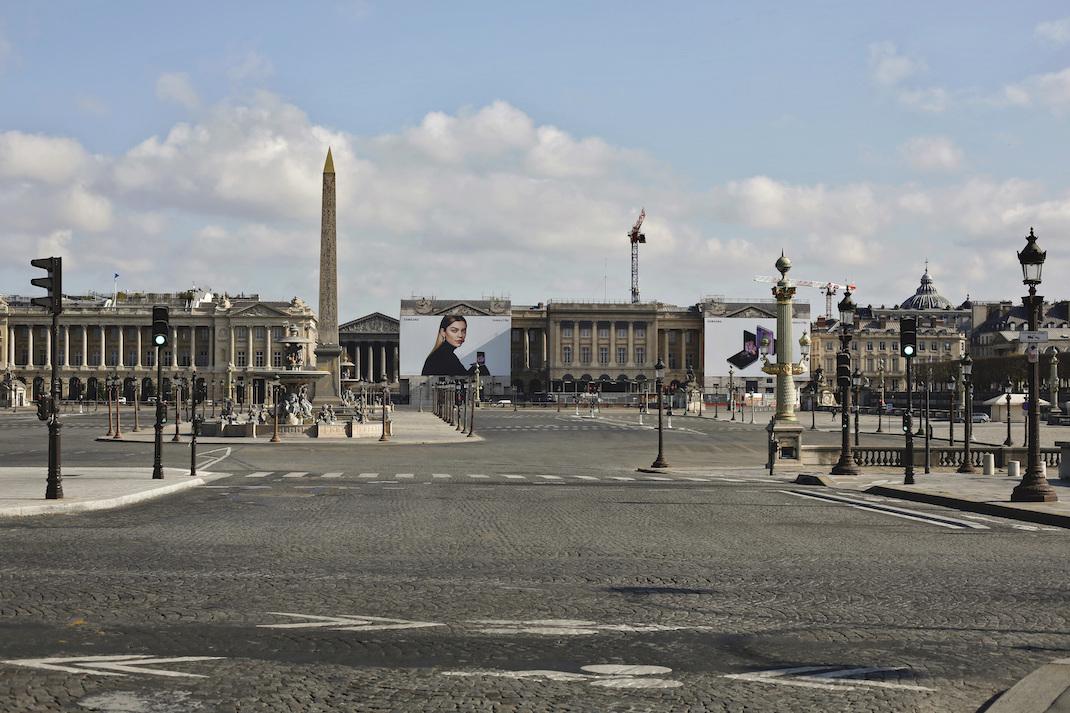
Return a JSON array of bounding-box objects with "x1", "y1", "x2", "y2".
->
[{"x1": 1021, "y1": 331, "x2": 1049, "y2": 343}]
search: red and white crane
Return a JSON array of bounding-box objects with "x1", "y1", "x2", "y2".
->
[
  {"x1": 752, "y1": 275, "x2": 857, "y2": 319},
  {"x1": 629, "y1": 209, "x2": 646, "y2": 304}
]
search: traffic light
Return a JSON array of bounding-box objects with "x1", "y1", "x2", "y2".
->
[
  {"x1": 900, "y1": 316, "x2": 917, "y2": 358},
  {"x1": 152, "y1": 306, "x2": 169, "y2": 347},
  {"x1": 36, "y1": 394, "x2": 51, "y2": 421},
  {"x1": 30, "y1": 257, "x2": 62, "y2": 314},
  {"x1": 902, "y1": 413, "x2": 912, "y2": 433},
  {"x1": 836, "y1": 352, "x2": 851, "y2": 388}
]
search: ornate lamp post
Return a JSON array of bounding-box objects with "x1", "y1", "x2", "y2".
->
[
  {"x1": 1004, "y1": 379, "x2": 1014, "y2": 446},
  {"x1": 112, "y1": 372, "x2": 123, "y2": 440},
  {"x1": 851, "y1": 367, "x2": 862, "y2": 447},
  {"x1": 271, "y1": 376, "x2": 282, "y2": 443},
  {"x1": 651, "y1": 357, "x2": 668, "y2": 468},
  {"x1": 760, "y1": 254, "x2": 808, "y2": 462},
  {"x1": 958, "y1": 354, "x2": 977, "y2": 473},
  {"x1": 947, "y1": 373, "x2": 957, "y2": 447},
  {"x1": 105, "y1": 374, "x2": 114, "y2": 437},
  {"x1": 172, "y1": 376, "x2": 184, "y2": 442},
  {"x1": 831, "y1": 289, "x2": 860, "y2": 475},
  {"x1": 810, "y1": 367, "x2": 823, "y2": 431},
  {"x1": 379, "y1": 376, "x2": 390, "y2": 442},
  {"x1": 131, "y1": 370, "x2": 140, "y2": 432},
  {"x1": 1014, "y1": 229, "x2": 1057, "y2": 501},
  {"x1": 1049, "y1": 348, "x2": 1061, "y2": 418},
  {"x1": 728, "y1": 366, "x2": 735, "y2": 421},
  {"x1": 876, "y1": 360, "x2": 886, "y2": 433}
]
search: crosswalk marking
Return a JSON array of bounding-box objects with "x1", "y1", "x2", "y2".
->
[
  {"x1": 432, "y1": 473, "x2": 452, "y2": 479},
  {"x1": 683, "y1": 477, "x2": 711, "y2": 482},
  {"x1": 572, "y1": 475, "x2": 598, "y2": 480},
  {"x1": 467, "y1": 474, "x2": 489, "y2": 479},
  {"x1": 610, "y1": 476, "x2": 634, "y2": 481},
  {"x1": 321, "y1": 472, "x2": 343, "y2": 479},
  {"x1": 245, "y1": 472, "x2": 272, "y2": 478},
  {"x1": 358, "y1": 473, "x2": 380, "y2": 478},
  {"x1": 537, "y1": 475, "x2": 562, "y2": 480},
  {"x1": 282, "y1": 472, "x2": 309, "y2": 478},
  {"x1": 396, "y1": 474, "x2": 414, "y2": 479},
  {"x1": 502, "y1": 474, "x2": 526, "y2": 480},
  {"x1": 642, "y1": 476, "x2": 671, "y2": 481}
]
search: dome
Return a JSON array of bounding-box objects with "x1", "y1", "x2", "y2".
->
[{"x1": 901, "y1": 266, "x2": 952, "y2": 310}]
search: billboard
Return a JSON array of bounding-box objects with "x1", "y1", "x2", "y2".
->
[
  {"x1": 400, "y1": 315, "x2": 511, "y2": 377},
  {"x1": 703, "y1": 317, "x2": 810, "y2": 381}
]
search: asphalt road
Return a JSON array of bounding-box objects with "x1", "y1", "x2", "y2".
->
[{"x1": 0, "y1": 407, "x2": 1067, "y2": 713}]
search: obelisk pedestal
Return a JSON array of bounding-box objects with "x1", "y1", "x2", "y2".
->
[{"x1": 313, "y1": 148, "x2": 343, "y2": 403}]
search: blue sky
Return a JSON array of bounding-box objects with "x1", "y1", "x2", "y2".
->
[{"x1": 3, "y1": 2, "x2": 1070, "y2": 318}]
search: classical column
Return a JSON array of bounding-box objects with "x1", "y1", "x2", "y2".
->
[
  {"x1": 265, "y1": 325, "x2": 272, "y2": 370},
  {"x1": 367, "y1": 344, "x2": 374, "y2": 380},
  {"x1": 393, "y1": 345, "x2": 400, "y2": 382},
  {"x1": 81, "y1": 325, "x2": 88, "y2": 368},
  {"x1": 136, "y1": 327, "x2": 142, "y2": 367},
  {"x1": 679, "y1": 329, "x2": 687, "y2": 372},
  {"x1": 8, "y1": 326, "x2": 14, "y2": 367},
  {"x1": 44, "y1": 326, "x2": 51, "y2": 368},
  {"x1": 229, "y1": 325, "x2": 236, "y2": 366},
  {"x1": 27, "y1": 325, "x2": 34, "y2": 367},
  {"x1": 190, "y1": 325, "x2": 197, "y2": 368},
  {"x1": 353, "y1": 344, "x2": 361, "y2": 378},
  {"x1": 171, "y1": 327, "x2": 178, "y2": 367},
  {"x1": 63, "y1": 325, "x2": 70, "y2": 367},
  {"x1": 117, "y1": 326, "x2": 124, "y2": 367},
  {"x1": 523, "y1": 329, "x2": 531, "y2": 369},
  {"x1": 98, "y1": 325, "x2": 105, "y2": 367},
  {"x1": 380, "y1": 344, "x2": 387, "y2": 380}
]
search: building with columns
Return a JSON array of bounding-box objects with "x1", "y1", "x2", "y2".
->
[
  {"x1": 0, "y1": 290, "x2": 317, "y2": 406},
  {"x1": 339, "y1": 313, "x2": 400, "y2": 385}
]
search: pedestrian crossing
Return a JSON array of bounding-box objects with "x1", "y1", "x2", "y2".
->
[{"x1": 231, "y1": 470, "x2": 773, "y2": 484}]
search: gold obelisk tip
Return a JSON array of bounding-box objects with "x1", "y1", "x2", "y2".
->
[{"x1": 323, "y1": 148, "x2": 335, "y2": 174}]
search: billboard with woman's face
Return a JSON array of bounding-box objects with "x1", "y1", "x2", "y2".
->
[{"x1": 400, "y1": 315, "x2": 511, "y2": 376}]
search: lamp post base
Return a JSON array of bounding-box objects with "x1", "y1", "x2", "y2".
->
[
  {"x1": 1011, "y1": 478, "x2": 1058, "y2": 502},
  {"x1": 650, "y1": 455, "x2": 669, "y2": 469},
  {"x1": 830, "y1": 460, "x2": 861, "y2": 476},
  {"x1": 956, "y1": 462, "x2": 977, "y2": 474}
]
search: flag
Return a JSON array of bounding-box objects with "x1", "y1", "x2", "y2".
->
[{"x1": 114, "y1": 273, "x2": 119, "y2": 279}]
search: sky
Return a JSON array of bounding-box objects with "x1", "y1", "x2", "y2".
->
[{"x1": 3, "y1": 1, "x2": 1070, "y2": 320}]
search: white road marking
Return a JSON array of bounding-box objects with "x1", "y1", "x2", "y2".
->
[
  {"x1": 572, "y1": 475, "x2": 598, "y2": 480},
  {"x1": 683, "y1": 477, "x2": 712, "y2": 482},
  {"x1": 502, "y1": 474, "x2": 526, "y2": 479},
  {"x1": 197, "y1": 447, "x2": 232, "y2": 470},
  {"x1": 537, "y1": 475, "x2": 562, "y2": 480},
  {"x1": 2, "y1": 655, "x2": 224, "y2": 678},
  {"x1": 780, "y1": 490, "x2": 989, "y2": 529},
  {"x1": 258, "y1": 613, "x2": 443, "y2": 631},
  {"x1": 642, "y1": 476, "x2": 671, "y2": 481},
  {"x1": 282, "y1": 472, "x2": 309, "y2": 478},
  {"x1": 320, "y1": 472, "x2": 343, "y2": 479},
  {"x1": 466, "y1": 474, "x2": 489, "y2": 479},
  {"x1": 395, "y1": 473, "x2": 413, "y2": 479},
  {"x1": 245, "y1": 472, "x2": 272, "y2": 478},
  {"x1": 443, "y1": 662, "x2": 682, "y2": 689},
  {"x1": 611, "y1": 476, "x2": 635, "y2": 481},
  {"x1": 432, "y1": 473, "x2": 452, "y2": 479},
  {"x1": 358, "y1": 473, "x2": 380, "y2": 478}
]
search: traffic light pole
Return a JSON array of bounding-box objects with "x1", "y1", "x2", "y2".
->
[
  {"x1": 152, "y1": 347, "x2": 164, "y2": 479},
  {"x1": 904, "y1": 355, "x2": 915, "y2": 485},
  {"x1": 45, "y1": 308, "x2": 63, "y2": 499}
]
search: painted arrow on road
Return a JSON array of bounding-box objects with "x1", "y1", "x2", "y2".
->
[
  {"x1": 2, "y1": 655, "x2": 224, "y2": 678},
  {"x1": 258, "y1": 612, "x2": 444, "y2": 631}
]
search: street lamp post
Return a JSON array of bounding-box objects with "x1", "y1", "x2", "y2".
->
[
  {"x1": 1004, "y1": 380, "x2": 1014, "y2": 446},
  {"x1": 172, "y1": 377, "x2": 183, "y2": 442},
  {"x1": 132, "y1": 371, "x2": 140, "y2": 432},
  {"x1": 947, "y1": 373, "x2": 957, "y2": 446},
  {"x1": 831, "y1": 289, "x2": 860, "y2": 475},
  {"x1": 1049, "y1": 349, "x2": 1061, "y2": 418},
  {"x1": 923, "y1": 372, "x2": 931, "y2": 474},
  {"x1": 379, "y1": 377, "x2": 390, "y2": 442},
  {"x1": 112, "y1": 373, "x2": 123, "y2": 440},
  {"x1": 852, "y1": 367, "x2": 862, "y2": 447},
  {"x1": 876, "y1": 360, "x2": 885, "y2": 433},
  {"x1": 958, "y1": 354, "x2": 977, "y2": 474},
  {"x1": 152, "y1": 335, "x2": 164, "y2": 480},
  {"x1": 651, "y1": 358, "x2": 668, "y2": 469},
  {"x1": 271, "y1": 377, "x2": 281, "y2": 443},
  {"x1": 1014, "y1": 228, "x2": 1057, "y2": 501},
  {"x1": 729, "y1": 367, "x2": 736, "y2": 421},
  {"x1": 105, "y1": 376, "x2": 114, "y2": 437}
]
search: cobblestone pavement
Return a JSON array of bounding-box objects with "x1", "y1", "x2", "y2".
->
[{"x1": 0, "y1": 409, "x2": 1067, "y2": 712}]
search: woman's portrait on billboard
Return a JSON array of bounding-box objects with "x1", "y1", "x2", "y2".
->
[{"x1": 421, "y1": 315, "x2": 470, "y2": 376}]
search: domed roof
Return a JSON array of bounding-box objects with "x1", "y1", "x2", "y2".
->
[{"x1": 901, "y1": 264, "x2": 953, "y2": 310}]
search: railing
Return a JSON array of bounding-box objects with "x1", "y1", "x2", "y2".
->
[{"x1": 852, "y1": 445, "x2": 1061, "y2": 468}]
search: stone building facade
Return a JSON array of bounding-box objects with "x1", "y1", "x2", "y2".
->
[
  {"x1": 0, "y1": 290, "x2": 317, "y2": 406},
  {"x1": 339, "y1": 313, "x2": 401, "y2": 385}
]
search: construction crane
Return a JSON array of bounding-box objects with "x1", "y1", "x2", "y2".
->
[
  {"x1": 753, "y1": 275, "x2": 857, "y2": 319},
  {"x1": 629, "y1": 209, "x2": 646, "y2": 304}
]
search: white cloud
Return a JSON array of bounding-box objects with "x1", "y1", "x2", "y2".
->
[
  {"x1": 1036, "y1": 17, "x2": 1070, "y2": 45},
  {"x1": 900, "y1": 136, "x2": 963, "y2": 172},
  {"x1": 155, "y1": 72, "x2": 200, "y2": 110},
  {"x1": 227, "y1": 51, "x2": 274, "y2": 82},
  {"x1": 897, "y1": 87, "x2": 950, "y2": 113},
  {"x1": 868, "y1": 42, "x2": 926, "y2": 87},
  {"x1": 0, "y1": 131, "x2": 91, "y2": 184},
  {"x1": 1000, "y1": 67, "x2": 1070, "y2": 111}
]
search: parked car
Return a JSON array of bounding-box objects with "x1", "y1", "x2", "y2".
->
[
  {"x1": 971, "y1": 412, "x2": 991, "y2": 423},
  {"x1": 530, "y1": 392, "x2": 555, "y2": 404},
  {"x1": 496, "y1": 399, "x2": 512, "y2": 407}
]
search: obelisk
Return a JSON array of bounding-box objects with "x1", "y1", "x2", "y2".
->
[{"x1": 314, "y1": 148, "x2": 343, "y2": 401}]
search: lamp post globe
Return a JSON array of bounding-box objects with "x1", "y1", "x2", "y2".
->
[{"x1": 1013, "y1": 228, "x2": 1057, "y2": 501}]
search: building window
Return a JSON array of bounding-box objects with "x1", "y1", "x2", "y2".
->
[
  {"x1": 617, "y1": 347, "x2": 626, "y2": 365},
  {"x1": 598, "y1": 347, "x2": 609, "y2": 365},
  {"x1": 236, "y1": 351, "x2": 247, "y2": 367},
  {"x1": 562, "y1": 325, "x2": 573, "y2": 338},
  {"x1": 163, "y1": 351, "x2": 171, "y2": 365},
  {"x1": 237, "y1": 327, "x2": 248, "y2": 342},
  {"x1": 685, "y1": 331, "x2": 693, "y2": 345},
  {"x1": 273, "y1": 326, "x2": 284, "y2": 340},
  {"x1": 685, "y1": 353, "x2": 694, "y2": 368},
  {"x1": 635, "y1": 325, "x2": 646, "y2": 338},
  {"x1": 198, "y1": 350, "x2": 209, "y2": 367},
  {"x1": 273, "y1": 351, "x2": 282, "y2": 368},
  {"x1": 944, "y1": 342, "x2": 951, "y2": 351},
  {"x1": 668, "y1": 331, "x2": 677, "y2": 344},
  {"x1": 825, "y1": 341, "x2": 833, "y2": 351},
  {"x1": 145, "y1": 352, "x2": 154, "y2": 367},
  {"x1": 255, "y1": 350, "x2": 265, "y2": 367},
  {"x1": 580, "y1": 325, "x2": 591, "y2": 338},
  {"x1": 866, "y1": 358, "x2": 875, "y2": 371},
  {"x1": 563, "y1": 346, "x2": 573, "y2": 364},
  {"x1": 179, "y1": 353, "x2": 191, "y2": 367},
  {"x1": 668, "y1": 353, "x2": 678, "y2": 369},
  {"x1": 617, "y1": 326, "x2": 627, "y2": 339},
  {"x1": 866, "y1": 341, "x2": 873, "y2": 351},
  {"x1": 254, "y1": 326, "x2": 266, "y2": 341},
  {"x1": 918, "y1": 342, "x2": 926, "y2": 351},
  {"x1": 879, "y1": 341, "x2": 886, "y2": 351},
  {"x1": 851, "y1": 342, "x2": 858, "y2": 351},
  {"x1": 580, "y1": 346, "x2": 591, "y2": 364},
  {"x1": 598, "y1": 326, "x2": 609, "y2": 339},
  {"x1": 892, "y1": 357, "x2": 900, "y2": 371},
  {"x1": 635, "y1": 347, "x2": 646, "y2": 365},
  {"x1": 824, "y1": 357, "x2": 834, "y2": 373},
  {"x1": 512, "y1": 330, "x2": 521, "y2": 343},
  {"x1": 892, "y1": 342, "x2": 899, "y2": 352}
]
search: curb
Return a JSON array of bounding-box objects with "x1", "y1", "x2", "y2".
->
[
  {"x1": 93, "y1": 435, "x2": 484, "y2": 446},
  {"x1": 0, "y1": 470, "x2": 229, "y2": 518},
  {"x1": 864, "y1": 485, "x2": 1070, "y2": 530},
  {"x1": 984, "y1": 658, "x2": 1070, "y2": 713}
]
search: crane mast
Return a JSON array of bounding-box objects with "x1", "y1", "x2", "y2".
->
[{"x1": 629, "y1": 209, "x2": 646, "y2": 304}]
